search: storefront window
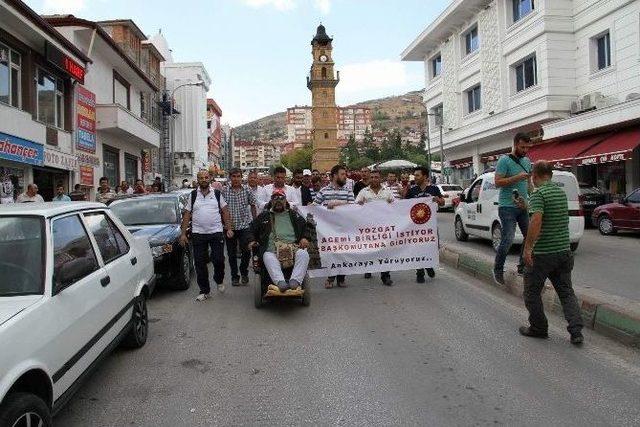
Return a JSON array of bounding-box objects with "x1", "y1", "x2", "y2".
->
[
  {"x1": 578, "y1": 162, "x2": 626, "y2": 199},
  {"x1": 103, "y1": 146, "x2": 119, "y2": 189},
  {"x1": 0, "y1": 43, "x2": 21, "y2": 108},
  {"x1": 37, "y1": 69, "x2": 64, "y2": 128}
]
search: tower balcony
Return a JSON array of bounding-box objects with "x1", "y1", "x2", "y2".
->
[{"x1": 307, "y1": 71, "x2": 340, "y2": 89}]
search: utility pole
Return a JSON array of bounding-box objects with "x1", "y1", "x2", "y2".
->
[{"x1": 425, "y1": 109, "x2": 446, "y2": 183}]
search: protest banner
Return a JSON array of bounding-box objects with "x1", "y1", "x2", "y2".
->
[{"x1": 298, "y1": 198, "x2": 439, "y2": 278}]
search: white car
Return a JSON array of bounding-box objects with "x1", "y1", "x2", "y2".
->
[
  {"x1": 0, "y1": 203, "x2": 155, "y2": 426},
  {"x1": 454, "y1": 171, "x2": 584, "y2": 251},
  {"x1": 437, "y1": 184, "x2": 464, "y2": 210}
]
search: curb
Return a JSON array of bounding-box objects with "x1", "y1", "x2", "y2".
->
[{"x1": 440, "y1": 245, "x2": 640, "y2": 348}]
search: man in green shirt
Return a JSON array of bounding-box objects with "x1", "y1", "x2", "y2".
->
[{"x1": 520, "y1": 161, "x2": 583, "y2": 345}]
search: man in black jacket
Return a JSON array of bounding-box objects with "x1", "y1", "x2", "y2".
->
[{"x1": 249, "y1": 189, "x2": 311, "y2": 292}]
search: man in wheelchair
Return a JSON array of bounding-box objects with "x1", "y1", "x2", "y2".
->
[{"x1": 249, "y1": 189, "x2": 310, "y2": 294}]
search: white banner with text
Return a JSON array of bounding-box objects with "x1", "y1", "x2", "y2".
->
[{"x1": 298, "y1": 198, "x2": 439, "y2": 278}]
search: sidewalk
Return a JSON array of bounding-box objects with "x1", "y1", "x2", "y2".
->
[{"x1": 440, "y1": 244, "x2": 640, "y2": 348}]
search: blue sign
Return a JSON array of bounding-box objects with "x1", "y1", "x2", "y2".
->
[{"x1": 0, "y1": 132, "x2": 44, "y2": 166}]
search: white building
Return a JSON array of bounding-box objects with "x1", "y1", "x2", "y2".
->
[
  {"x1": 49, "y1": 17, "x2": 162, "y2": 197},
  {"x1": 402, "y1": 0, "x2": 640, "y2": 194}
]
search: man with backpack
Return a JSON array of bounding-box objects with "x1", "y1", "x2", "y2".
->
[
  {"x1": 493, "y1": 133, "x2": 533, "y2": 286},
  {"x1": 180, "y1": 170, "x2": 233, "y2": 301},
  {"x1": 223, "y1": 168, "x2": 258, "y2": 286}
]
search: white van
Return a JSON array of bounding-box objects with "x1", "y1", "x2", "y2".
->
[{"x1": 454, "y1": 171, "x2": 585, "y2": 251}]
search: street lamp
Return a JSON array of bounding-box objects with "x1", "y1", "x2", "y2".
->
[
  {"x1": 161, "y1": 80, "x2": 205, "y2": 190},
  {"x1": 424, "y1": 110, "x2": 447, "y2": 183}
]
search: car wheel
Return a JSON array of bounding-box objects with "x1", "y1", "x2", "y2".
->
[
  {"x1": 598, "y1": 215, "x2": 616, "y2": 236},
  {"x1": 0, "y1": 392, "x2": 52, "y2": 427},
  {"x1": 121, "y1": 295, "x2": 148, "y2": 349},
  {"x1": 454, "y1": 217, "x2": 469, "y2": 242},
  {"x1": 570, "y1": 242, "x2": 579, "y2": 252},
  {"x1": 172, "y1": 250, "x2": 192, "y2": 291},
  {"x1": 254, "y1": 275, "x2": 265, "y2": 309},
  {"x1": 491, "y1": 223, "x2": 502, "y2": 252}
]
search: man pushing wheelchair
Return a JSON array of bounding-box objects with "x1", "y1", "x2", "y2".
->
[{"x1": 249, "y1": 188, "x2": 311, "y2": 297}]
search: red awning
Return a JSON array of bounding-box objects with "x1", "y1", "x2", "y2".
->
[
  {"x1": 574, "y1": 128, "x2": 640, "y2": 166},
  {"x1": 528, "y1": 135, "x2": 606, "y2": 167}
]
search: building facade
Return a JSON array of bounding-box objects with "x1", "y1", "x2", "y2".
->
[
  {"x1": 286, "y1": 105, "x2": 372, "y2": 148},
  {"x1": 233, "y1": 140, "x2": 280, "y2": 170},
  {"x1": 403, "y1": 0, "x2": 640, "y2": 193},
  {"x1": 307, "y1": 24, "x2": 340, "y2": 172},
  {"x1": 49, "y1": 16, "x2": 163, "y2": 198},
  {"x1": 286, "y1": 106, "x2": 313, "y2": 148},
  {"x1": 0, "y1": 0, "x2": 90, "y2": 203},
  {"x1": 207, "y1": 98, "x2": 222, "y2": 168}
]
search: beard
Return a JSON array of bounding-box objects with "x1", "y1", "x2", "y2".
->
[
  {"x1": 336, "y1": 178, "x2": 346, "y2": 187},
  {"x1": 272, "y1": 201, "x2": 286, "y2": 212}
]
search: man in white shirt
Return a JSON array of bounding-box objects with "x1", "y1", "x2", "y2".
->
[
  {"x1": 355, "y1": 169, "x2": 395, "y2": 286},
  {"x1": 16, "y1": 184, "x2": 45, "y2": 203},
  {"x1": 258, "y1": 166, "x2": 299, "y2": 210},
  {"x1": 180, "y1": 170, "x2": 233, "y2": 301}
]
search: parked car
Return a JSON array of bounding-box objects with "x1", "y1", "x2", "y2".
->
[
  {"x1": 436, "y1": 184, "x2": 464, "y2": 210},
  {"x1": 0, "y1": 202, "x2": 154, "y2": 426},
  {"x1": 592, "y1": 188, "x2": 640, "y2": 235},
  {"x1": 579, "y1": 184, "x2": 607, "y2": 227},
  {"x1": 454, "y1": 171, "x2": 584, "y2": 251},
  {"x1": 108, "y1": 193, "x2": 193, "y2": 290}
]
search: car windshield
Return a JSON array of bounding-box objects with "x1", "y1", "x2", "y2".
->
[
  {"x1": 110, "y1": 198, "x2": 178, "y2": 226},
  {"x1": 551, "y1": 175, "x2": 579, "y2": 201},
  {"x1": 579, "y1": 185, "x2": 602, "y2": 195},
  {"x1": 0, "y1": 216, "x2": 44, "y2": 296},
  {"x1": 441, "y1": 185, "x2": 463, "y2": 192}
]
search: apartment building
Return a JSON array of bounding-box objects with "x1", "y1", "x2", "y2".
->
[
  {"x1": 286, "y1": 105, "x2": 372, "y2": 148},
  {"x1": 0, "y1": 0, "x2": 90, "y2": 202},
  {"x1": 286, "y1": 106, "x2": 313, "y2": 148},
  {"x1": 233, "y1": 140, "x2": 280, "y2": 170},
  {"x1": 403, "y1": 0, "x2": 640, "y2": 194}
]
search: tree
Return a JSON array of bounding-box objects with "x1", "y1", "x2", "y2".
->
[
  {"x1": 349, "y1": 156, "x2": 374, "y2": 170},
  {"x1": 281, "y1": 145, "x2": 313, "y2": 170}
]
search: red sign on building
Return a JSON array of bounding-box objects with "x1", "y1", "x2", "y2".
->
[
  {"x1": 79, "y1": 165, "x2": 94, "y2": 186},
  {"x1": 76, "y1": 86, "x2": 96, "y2": 154}
]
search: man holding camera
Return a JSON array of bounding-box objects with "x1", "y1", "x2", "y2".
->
[{"x1": 493, "y1": 133, "x2": 533, "y2": 285}]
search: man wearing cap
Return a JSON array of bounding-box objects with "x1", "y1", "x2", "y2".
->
[
  {"x1": 300, "y1": 169, "x2": 314, "y2": 206},
  {"x1": 250, "y1": 188, "x2": 311, "y2": 293}
]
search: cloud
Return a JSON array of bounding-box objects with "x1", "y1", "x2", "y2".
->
[
  {"x1": 241, "y1": 0, "x2": 331, "y2": 14},
  {"x1": 42, "y1": 0, "x2": 86, "y2": 13},
  {"x1": 339, "y1": 60, "x2": 408, "y2": 94}
]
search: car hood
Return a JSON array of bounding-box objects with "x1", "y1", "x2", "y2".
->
[
  {"x1": 127, "y1": 224, "x2": 180, "y2": 246},
  {"x1": 594, "y1": 202, "x2": 625, "y2": 212},
  {"x1": 0, "y1": 295, "x2": 42, "y2": 326}
]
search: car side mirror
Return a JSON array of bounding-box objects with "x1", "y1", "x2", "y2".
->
[{"x1": 54, "y1": 258, "x2": 96, "y2": 294}]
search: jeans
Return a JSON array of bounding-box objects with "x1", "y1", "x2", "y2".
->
[
  {"x1": 192, "y1": 233, "x2": 225, "y2": 294},
  {"x1": 494, "y1": 206, "x2": 529, "y2": 273},
  {"x1": 263, "y1": 249, "x2": 310, "y2": 284},
  {"x1": 327, "y1": 275, "x2": 345, "y2": 284},
  {"x1": 523, "y1": 251, "x2": 583, "y2": 334},
  {"x1": 225, "y1": 228, "x2": 252, "y2": 280}
]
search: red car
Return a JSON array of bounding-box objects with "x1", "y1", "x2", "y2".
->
[{"x1": 592, "y1": 188, "x2": 640, "y2": 235}]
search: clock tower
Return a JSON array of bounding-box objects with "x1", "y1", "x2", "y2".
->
[{"x1": 307, "y1": 24, "x2": 340, "y2": 172}]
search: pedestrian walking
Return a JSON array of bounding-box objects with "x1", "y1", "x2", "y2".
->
[
  {"x1": 300, "y1": 169, "x2": 314, "y2": 206},
  {"x1": 493, "y1": 133, "x2": 533, "y2": 285},
  {"x1": 355, "y1": 169, "x2": 395, "y2": 286},
  {"x1": 313, "y1": 164, "x2": 355, "y2": 288},
  {"x1": 223, "y1": 168, "x2": 257, "y2": 287},
  {"x1": 52, "y1": 184, "x2": 71, "y2": 202},
  {"x1": 16, "y1": 184, "x2": 44, "y2": 203},
  {"x1": 521, "y1": 161, "x2": 584, "y2": 345},
  {"x1": 405, "y1": 166, "x2": 444, "y2": 282},
  {"x1": 180, "y1": 170, "x2": 233, "y2": 301},
  {"x1": 258, "y1": 166, "x2": 299, "y2": 210}
]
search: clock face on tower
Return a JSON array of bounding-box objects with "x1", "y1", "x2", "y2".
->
[{"x1": 319, "y1": 54, "x2": 328, "y2": 62}]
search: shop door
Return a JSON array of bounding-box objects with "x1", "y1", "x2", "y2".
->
[
  {"x1": 103, "y1": 146, "x2": 119, "y2": 189},
  {"x1": 33, "y1": 168, "x2": 67, "y2": 201},
  {"x1": 124, "y1": 154, "x2": 138, "y2": 185}
]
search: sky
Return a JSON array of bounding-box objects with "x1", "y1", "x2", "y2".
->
[{"x1": 25, "y1": 0, "x2": 450, "y2": 126}]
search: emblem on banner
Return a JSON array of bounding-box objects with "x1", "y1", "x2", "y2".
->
[{"x1": 410, "y1": 203, "x2": 431, "y2": 225}]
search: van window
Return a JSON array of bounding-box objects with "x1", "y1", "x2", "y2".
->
[
  {"x1": 469, "y1": 179, "x2": 483, "y2": 202},
  {"x1": 551, "y1": 174, "x2": 579, "y2": 201}
]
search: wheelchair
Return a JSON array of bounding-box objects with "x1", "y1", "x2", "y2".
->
[{"x1": 253, "y1": 254, "x2": 311, "y2": 308}]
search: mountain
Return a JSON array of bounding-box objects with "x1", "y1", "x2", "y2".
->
[{"x1": 234, "y1": 89, "x2": 426, "y2": 142}]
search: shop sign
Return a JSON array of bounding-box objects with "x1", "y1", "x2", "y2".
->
[
  {"x1": 76, "y1": 86, "x2": 96, "y2": 153},
  {"x1": 141, "y1": 150, "x2": 151, "y2": 173},
  {"x1": 578, "y1": 152, "x2": 628, "y2": 166},
  {"x1": 45, "y1": 41, "x2": 85, "y2": 84},
  {"x1": 0, "y1": 132, "x2": 44, "y2": 166},
  {"x1": 79, "y1": 165, "x2": 94, "y2": 186},
  {"x1": 76, "y1": 152, "x2": 100, "y2": 167},
  {"x1": 44, "y1": 148, "x2": 78, "y2": 171}
]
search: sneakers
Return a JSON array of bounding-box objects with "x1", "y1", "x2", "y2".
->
[
  {"x1": 570, "y1": 332, "x2": 584, "y2": 345},
  {"x1": 518, "y1": 326, "x2": 548, "y2": 339},
  {"x1": 382, "y1": 275, "x2": 394, "y2": 286},
  {"x1": 289, "y1": 279, "x2": 300, "y2": 290},
  {"x1": 241, "y1": 275, "x2": 249, "y2": 285},
  {"x1": 217, "y1": 283, "x2": 226, "y2": 294},
  {"x1": 426, "y1": 268, "x2": 435, "y2": 278},
  {"x1": 364, "y1": 273, "x2": 372, "y2": 279},
  {"x1": 231, "y1": 278, "x2": 240, "y2": 287},
  {"x1": 195, "y1": 293, "x2": 210, "y2": 302},
  {"x1": 493, "y1": 270, "x2": 505, "y2": 286},
  {"x1": 277, "y1": 280, "x2": 288, "y2": 292}
]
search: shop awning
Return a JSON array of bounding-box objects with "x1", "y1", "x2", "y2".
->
[
  {"x1": 528, "y1": 135, "x2": 606, "y2": 167},
  {"x1": 574, "y1": 128, "x2": 640, "y2": 166}
]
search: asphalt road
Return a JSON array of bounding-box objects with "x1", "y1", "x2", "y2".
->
[
  {"x1": 437, "y1": 211, "x2": 640, "y2": 302},
  {"x1": 54, "y1": 268, "x2": 640, "y2": 426}
]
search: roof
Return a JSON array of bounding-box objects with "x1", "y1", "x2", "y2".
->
[
  {"x1": 141, "y1": 40, "x2": 166, "y2": 62},
  {"x1": 4, "y1": 0, "x2": 91, "y2": 64},
  {"x1": 0, "y1": 202, "x2": 105, "y2": 217},
  {"x1": 45, "y1": 15, "x2": 159, "y2": 91},
  {"x1": 207, "y1": 98, "x2": 223, "y2": 116},
  {"x1": 312, "y1": 24, "x2": 332, "y2": 46},
  {"x1": 96, "y1": 19, "x2": 146, "y2": 41}
]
